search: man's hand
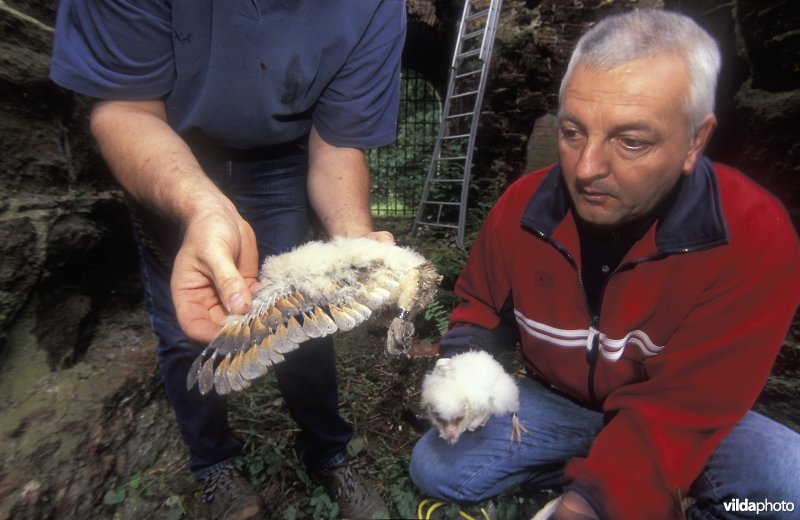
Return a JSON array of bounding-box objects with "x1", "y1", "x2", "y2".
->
[
  {"x1": 361, "y1": 230, "x2": 395, "y2": 244},
  {"x1": 551, "y1": 491, "x2": 600, "y2": 520},
  {"x1": 89, "y1": 99, "x2": 264, "y2": 345},
  {"x1": 171, "y1": 206, "x2": 260, "y2": 344}
]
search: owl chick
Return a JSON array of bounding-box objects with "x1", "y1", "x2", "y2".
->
[
  {"x1": 420, "y1": 350, "x2": 529, "y2": 447},
  {"x1": 186, "y1": 236, "x2": 441, "y2": 395}
]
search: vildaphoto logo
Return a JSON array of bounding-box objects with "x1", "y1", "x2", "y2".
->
[{"x1": 723, "y1": 498, "x2": 795, "y2": 514}]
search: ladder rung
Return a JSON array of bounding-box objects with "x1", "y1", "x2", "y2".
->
[
  {"x1": 450, "y1": 90, "x2": 478, "y2": 99},
  {"x1": 428, "y1": 178, "x2": 464, "y2": 184},
  {"x1": 422, "y1": 200, "x2": 461, "y2": 207},
  {"x1": 420, "y1": 221, "x2": 459, "y2": 230},
  {"x1": 440, "y1": 134, "x2": 470, "y2": 140},
  {"x1": 466, "y1": 9, "x2": 490, "y2": 22},
  {"x1": 436, "y1": 155, "x2": 468, "y2": 161},
  {"x1": 463, "y1": 28, "x2": 486, "y2": 40},
  {"x1": 457, "y1": 48, "x2": 481, "y2": 60},
  {"x1": 454, "y1": 69, "x2": 482, "y2": 80},
  {"x1": 445, "y1": 111, "x2": 474, "y2": 120}
]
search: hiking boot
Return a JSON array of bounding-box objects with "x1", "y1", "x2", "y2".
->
[
  {"x1": 202, "y1": 466, "x2": 267, "y2": 519},
  {"x1": 314, "y1": 459, "x2": 390, "y2": 519}
]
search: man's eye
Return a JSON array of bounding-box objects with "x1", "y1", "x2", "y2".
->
[
  {"x1": 561, "y1": 128, "x2": 580, "y2": 139},
  {"x1": 618, "y1": 138, "x2": 647, "y2": 150}
]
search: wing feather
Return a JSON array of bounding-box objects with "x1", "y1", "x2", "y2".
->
[
  {"x1": 329, "y1": 304, "x2": 359, "y2": 331},
  {"x1": 240, "y1": 344, "x2": 268, "y2": 381},
  {"x1": 256, "y1": 335, "x2": 285, "y2": 366},
  {"x1": 212, "y1": 355, "x2": 232, "y2": 395},
  {"x1": 286, "y1": 314, "x2": 309, "y2": 343}
]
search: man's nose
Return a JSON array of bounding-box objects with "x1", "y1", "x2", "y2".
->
[{"x1": 575, "y1": 138, "x2": 610, "y2": 183}]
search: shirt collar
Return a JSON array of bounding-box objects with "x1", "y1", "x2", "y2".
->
[{"x1": 520, "y1": 156, "x2": 730, "y2": 253}]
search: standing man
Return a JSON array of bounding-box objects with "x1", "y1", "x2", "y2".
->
[
  {"x1": 50, "y1": 1, "x2": 406, "y2": 518},
  {"x1": 410, "y1": 9, "x2": 799, "y2": 520}
]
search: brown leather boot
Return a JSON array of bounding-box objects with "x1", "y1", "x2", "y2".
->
[{"x1": 202, "y1": 466, "x2": 267, "y2": 519}]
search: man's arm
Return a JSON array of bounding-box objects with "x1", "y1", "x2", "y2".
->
[
  {"x1": 306, "y1": 125, "x2": 393, "y2": 243},
  {"x1": 90, "y1": 100, "x2": 259, "y2": 343}
]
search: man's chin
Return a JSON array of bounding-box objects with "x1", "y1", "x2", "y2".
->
[{"x1": 574, "y1": 206, "x2": 623, "y2": 227}]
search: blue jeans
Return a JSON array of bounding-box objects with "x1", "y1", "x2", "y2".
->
[
  {"x1": 136, "y1": 144, "x2": 352, "y2": 479},
  {"x1": 410, "y1": 375, "x2": 800, "y2": 519}
]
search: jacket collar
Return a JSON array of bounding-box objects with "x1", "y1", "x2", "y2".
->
[{"x1": 520, "y1": 155, "x2": 730, "y2": 254}]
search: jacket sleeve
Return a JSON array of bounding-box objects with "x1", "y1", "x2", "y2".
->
[
  {"x1": 564, "y1": 197, "x2": 800, "y2": 519},
  {"x1": 439, "y1": 201, "x2": 520, "y2": 359}
]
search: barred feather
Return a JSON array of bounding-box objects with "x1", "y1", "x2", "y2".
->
[{"x1": 186, "y1": 237, "x2": 441, "y2": 395}]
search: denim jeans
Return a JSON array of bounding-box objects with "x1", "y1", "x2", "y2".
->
[
  {"x1": 410, "y1": 375, "x2": 800, "y2": 519},
  {"x1": 136, "y1": 144, "x2": 352, "y2": 479}
]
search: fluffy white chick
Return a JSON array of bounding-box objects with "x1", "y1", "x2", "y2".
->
[{"x1": 420, "y1": 350, "x2": 529, "y2": 446}]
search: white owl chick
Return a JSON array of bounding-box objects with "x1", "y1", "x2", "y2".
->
[
  {"x1": 186, "y1": 236, "x2": 441, "y2": 395},
  {"x1": 420, "y1": 350, "x2": 529, "y2": 447}
]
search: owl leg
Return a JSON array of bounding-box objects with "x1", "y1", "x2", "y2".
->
[
  {"x1": 386, "y1": 262, "x2": 441, "y2": 356},
  {"x1": 396, "y1": 268, "x2": 422, "y2": 318},
  {"x1": 509, "y1": 413, "x2": 531, "y2": 448},
  {"x1": 385, "y1": 269, "x2": 422, "y2": 355}
]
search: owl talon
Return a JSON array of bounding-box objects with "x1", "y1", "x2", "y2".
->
[
  {"x1": 509, "y1": 413, "x2": 530, "y2": 448},
  {"x1": 386, "y1": 317, "x2": 415, "y2": 356}
]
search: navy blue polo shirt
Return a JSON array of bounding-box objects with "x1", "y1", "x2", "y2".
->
[{"x1": 50, "y1": 0, "x2": 406, "y2": 150}]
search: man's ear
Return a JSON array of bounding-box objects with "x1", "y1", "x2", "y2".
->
[{"x1": 682, "y1": 114, "x2": 717, "y2": 175}]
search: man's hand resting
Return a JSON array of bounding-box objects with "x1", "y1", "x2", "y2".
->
[{"x1": 170, "y1": 206, "x2": 260, "y2": 344}]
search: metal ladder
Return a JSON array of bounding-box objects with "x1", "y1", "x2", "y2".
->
[{"x1": 411, "y1": 0, "x2": 503, "y2": 248}]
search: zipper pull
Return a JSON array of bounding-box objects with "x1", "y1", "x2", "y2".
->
[
  {"x1": 586, "y1": 326, "x2": 600, "y2": 365},
  {"x1": 586, "y1": 324, "x2": 601, "y2": 405}
]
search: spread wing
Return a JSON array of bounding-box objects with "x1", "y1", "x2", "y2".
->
[
  {"x1": 186, "y1": 286, "x2": 375, "y2": 395},
  {"x1": 185, "y1": 237, "x2": 442, "y2": 396}
]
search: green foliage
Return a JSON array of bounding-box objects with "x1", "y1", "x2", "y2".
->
[
  {"x1": 103, "y1": 472, "x2": 188, "y2": 519},
  {"x1": 380, "y1": 457, "x2": 423, "y2": 519},
  {"x1": 424, "y1": 299, "x2": 450, "y2": 337},
  {"x1": 307, "y1": 488, "x2": 339, "y2": 519},
  {"x1": 103, "y1": 488, "x2": 126, "y2": 506}
]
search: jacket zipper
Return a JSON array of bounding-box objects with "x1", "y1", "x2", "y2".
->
[{"x1": 533, "y1": 231, "x2": 603, "y2": 403}]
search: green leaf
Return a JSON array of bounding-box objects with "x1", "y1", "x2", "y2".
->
[
  {"x1": 103, "y1": 488, "x2": 126, "y2": 505},
  {"x1": 347, "y1": 436, "x2": 366, "y2": 457},
  {"x1": 283, "y1": 505, "x2": 298, "y2": 520}
]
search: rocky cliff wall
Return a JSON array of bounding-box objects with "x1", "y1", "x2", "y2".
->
[{"x1": 1, "y1": 1, "x2": 139, "y2": 365}]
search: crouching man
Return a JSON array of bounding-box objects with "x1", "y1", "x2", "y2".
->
[{"x1": 410, "y1": 9, "x2": 800, "y2": 520}]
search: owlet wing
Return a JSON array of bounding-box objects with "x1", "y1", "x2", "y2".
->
[
  {"x1": 185, "y1": 290, "x2": 373, "y2": 395},
  {"x1": 186, "y1": 237, "x2": 442, "y2": 395}
]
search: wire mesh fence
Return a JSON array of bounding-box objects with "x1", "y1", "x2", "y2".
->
[{"x1": 368, "y1": 69, "x2": 442, "y2": 217}]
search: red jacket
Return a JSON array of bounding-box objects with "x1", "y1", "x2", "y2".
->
[{"x1": 441, "y1": 157, "x2": 800, "y2": 519}]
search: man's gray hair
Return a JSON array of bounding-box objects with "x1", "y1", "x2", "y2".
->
[{"x1": 559, "y1": 9, "x2": 721, "y2": 131}]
